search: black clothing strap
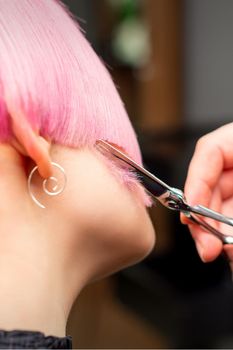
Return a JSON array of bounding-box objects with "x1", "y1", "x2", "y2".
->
[{"x1": 0, "y1": 329, "x2": 72, "y2": 349}]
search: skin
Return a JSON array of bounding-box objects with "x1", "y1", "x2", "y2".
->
[
  {"x1": 0, "y1": 114, "x2": 155, "y2": 337},
  {"x1": 181, "y1": 122, "x2": 233, "y2": 267}
]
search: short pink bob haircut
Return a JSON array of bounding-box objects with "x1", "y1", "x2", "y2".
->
[{"x1": 0, "y1": 0, "x2": 151, "y2": 206}]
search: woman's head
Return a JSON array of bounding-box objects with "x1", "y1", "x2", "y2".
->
[
  {"x1": 0, "y1": 0, "x2": 141, "y2": 159},
  {"x1": 0, "y1": 0, "x2": 155, "y2": 284}
]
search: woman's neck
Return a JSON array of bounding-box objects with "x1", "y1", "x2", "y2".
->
[{"x1": 0, "y1": 215, "x2": 88, "y2": 337}]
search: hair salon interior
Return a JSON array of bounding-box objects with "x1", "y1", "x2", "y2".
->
[{"x1": 63, "y1": 0, "x2": 233, "y2": 348}]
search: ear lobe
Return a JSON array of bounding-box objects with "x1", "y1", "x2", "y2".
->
[{"x1": 8, "y1": 108, "x2": 53, "y2": 179}]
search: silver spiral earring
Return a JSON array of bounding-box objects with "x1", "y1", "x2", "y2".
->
[{"x1": 27, "y1": 162, "x2": 67, "y2": 209}]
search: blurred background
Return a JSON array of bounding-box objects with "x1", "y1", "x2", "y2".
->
[{"x1": 63, "y1": 0, "x2": 233, "y2": 348}]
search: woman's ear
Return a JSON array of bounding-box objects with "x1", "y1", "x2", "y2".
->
[{"x1": 8, "y1": 108, "x2": 53, "y2": 179}]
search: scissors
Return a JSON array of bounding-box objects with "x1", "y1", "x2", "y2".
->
[{"x1": 95, "y1": 139, "x2": 233, "y2": 245}]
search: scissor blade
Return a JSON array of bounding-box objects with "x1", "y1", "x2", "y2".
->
[{"x1": 95, "y1": 140, "x2": 171, "y2": 198}]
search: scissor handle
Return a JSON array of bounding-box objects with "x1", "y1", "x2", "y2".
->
[
  {"x1": 189, "y1": 205, "x2": 233, "y2": 227},
  {"x1": 166, "y1": 189, "x2": 233, "y2": 244},
  {"x1": 185, "y1": 212, "x2": 233, "y2": 245}
]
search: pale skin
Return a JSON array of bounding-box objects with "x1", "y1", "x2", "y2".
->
[
  {"x1": 181, "y1": 122, "x2": 233, "y2": 268},
  {"x1": 0, "y1": 113, "x2": 155, "y2": 337}
]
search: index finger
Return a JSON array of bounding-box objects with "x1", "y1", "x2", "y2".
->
[
  {"x1": 184, "y1": 136, "x2": 224, "y2": 206},
  {"x1": 182, "y1": 134, "x2": 225, "y2": 261}
]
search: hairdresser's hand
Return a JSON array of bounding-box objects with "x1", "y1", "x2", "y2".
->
[{"x1": 181, "y1": 123, "x2": 233, "y2": 264}]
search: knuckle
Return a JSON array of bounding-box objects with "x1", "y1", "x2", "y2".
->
[
  {"x1": 195, "y1": 134, "x2": 211, "y2": 152},
  {"x1": 196, "y1": 135, "x2": 207, "y2": 148}
]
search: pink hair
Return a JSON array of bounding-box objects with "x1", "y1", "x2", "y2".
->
[{"x1": 0, "y1": 0, "x2": 152, "y2": 206}]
